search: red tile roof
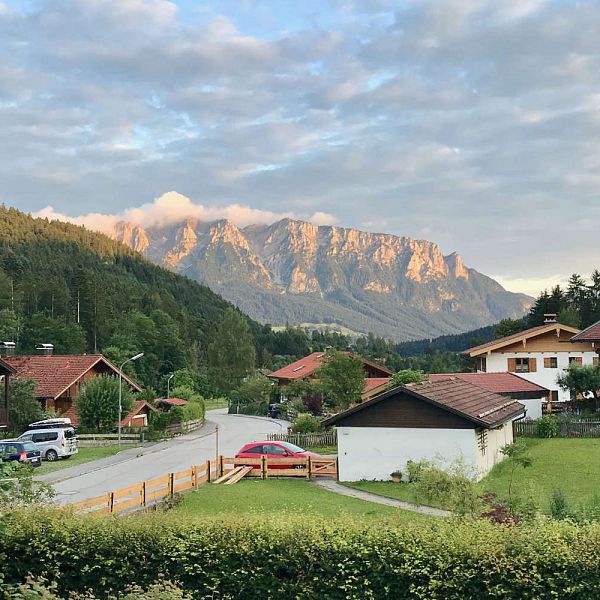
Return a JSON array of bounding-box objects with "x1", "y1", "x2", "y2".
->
[
  {"x1": 120, "y1": 400, "x2": 156, "y2": 427},
  {"x1": 157, "y1": 397, "x2": 189, "y2": 407},
  {"x1": 464, "y1": 323, "x2": 581, "y2": 356},
  {"x1": 61, "y1": 405, "x2": 80, "y2": 426},
  {"x1": 571, "y1": 320, "x2": 600, "y2": 342},
  {"x1": 363, "y1": 378, "x2": 390, "y2": 394},
  {"x1": 324, "y1": 378, "x2": 525, "y2": 428},
  {"x1": 4, "y1": 355, "x2": 142, "y2": 399},
  {"x1": 427, "y1": 372, "x2": 548, "y2": 394},
  {"x1": 269, "y1": 351, "x2": 392, "y2": 381}
]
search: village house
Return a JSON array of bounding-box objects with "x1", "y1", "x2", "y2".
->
[
  {"x1": 155, "y1": 397, "x2": 189, "y2": 411},
  {"x1": 323, "y1": 378, "x2": 525, "y2": 481},
  {"x1": 268, "y1": 351, "x2": 393, "y2": 400},
  {"x1": 3, "y1": 352, "x2": 142, "y2": 426},
  {"x1": 119, "y1": 400, "x2": 156, "y2": 429},
  {"x1": 0, "y1": 357, "x2": 16, "y2": 428},
  {"x1": 464, "y1": 314, "x2": 598, "y2": 407},
  {"x1": 428, "y1": 372, "x2": 549, "y2": 419}
]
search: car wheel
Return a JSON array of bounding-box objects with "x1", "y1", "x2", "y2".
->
[
  {"x1": 293, "y1": 464, "x2": 304, "y2": 470},
  {"x1": 45, "y1": 449, "x2": 59, "y2": 462}
]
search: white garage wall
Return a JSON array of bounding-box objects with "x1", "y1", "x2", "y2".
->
[
  {"x1": 474, "y1": 421, "x2": 513, "y2": 476},
  {"x1": 336, "y1": 426, "x2": 477, "y2": 482}
]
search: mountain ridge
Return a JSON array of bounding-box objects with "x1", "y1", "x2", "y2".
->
[{"x1": 113, "y1": 217, "x2": 532, "y2": 341}]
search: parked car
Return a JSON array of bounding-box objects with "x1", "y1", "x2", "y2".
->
[
  {"x1": 18, "y1": 418, "x2": 78, "y2": 461},
  {"x1": 0, "y1": 440, "x2": 42, "y2": 467},
  {"x1": 235, "y1": 441, "x2": 320, "y2": 469}
]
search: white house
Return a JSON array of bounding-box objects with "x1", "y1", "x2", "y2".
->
[
  {"x1": 428, "y1": 372, "x2": 548, "y2": 419},
  {"x1": 464, "y1": 315, "x2": 598, "y2": 406},
  {"x1": 323, "y1": 378, "x2": 525, "y2": 481}
]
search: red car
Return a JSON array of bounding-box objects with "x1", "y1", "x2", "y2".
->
[{"x1": 235, "y1": 441, "x2": 320, "y2": 469}]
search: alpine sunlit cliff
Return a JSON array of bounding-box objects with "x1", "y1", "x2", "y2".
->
[{"x1": 114, "y1": 218, "x2": 532, "y2": 341}]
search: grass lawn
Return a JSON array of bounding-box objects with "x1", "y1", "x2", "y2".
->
[
  {"x1": 204, "y1": 398, "x2": 229, "y2": 411},
  {"x1": 305, "y1": 445, "x2": 337, "y2": 455},
  {"x1": 36, "y1": 446, "x2": 133, "y2": 475},
  {"x1": 175, "y1": 479, "x2": 426, "y2": 523},
  {"x1": 482, "y1": 438, "x2": 600, "y2": 512},
  {"x1": 344, "y1": 439, "x2": 600, "y2": 514}
]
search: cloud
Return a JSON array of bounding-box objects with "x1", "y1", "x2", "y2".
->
[
  {"x1": 33, "y1": 191, "x2": 335, "y2": 233},
  {"x1": 3, "y1": 0, "x2": 600, "y2": 293}
]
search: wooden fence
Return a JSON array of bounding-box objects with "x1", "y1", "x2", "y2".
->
[
  {"x1": 69, "y1": 455, "x2": 338, "y2": 515},
  {"x1": 77, "y1": 433, "x2": 142, "y2": 447},
  {"x1": 165, "y1": 418, "x2": 204, "y2": 436},
  {"x1": 514, "y1": 418, "x2": 600, "y2": 438},
  {"x1": 266, "y1": 431, "x2": 337, "y2": 447}
]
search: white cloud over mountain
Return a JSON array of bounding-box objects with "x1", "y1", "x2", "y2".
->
[{"x1": 34, "y1": 192, "x2": 337, "y2": 233}]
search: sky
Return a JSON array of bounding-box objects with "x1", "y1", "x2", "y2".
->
[{"x1": 1, "y1": 0, "x2": 599, "y2": 297}]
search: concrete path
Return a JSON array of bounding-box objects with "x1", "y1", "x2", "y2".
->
[
  {"x1": 315, "y1": 479, "x2": 451, "y2": 517},
  {"x1": 50, "y1": 409, "x2": 290, "y2": 505}
]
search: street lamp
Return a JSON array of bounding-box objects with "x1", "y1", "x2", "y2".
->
[
  {"x1": 118, "y1": 352, "x2": 144, "y2": 447},
  {"x1": 167, "y1": 373, "x2": 174, "y2": 398}
]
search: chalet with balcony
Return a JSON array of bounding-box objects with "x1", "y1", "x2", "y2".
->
[
  {"x1": 0, "y1": 358, "x2": 16, "y2": 429},
  {"x1": 464, "y1": 315, "x2": 597, "y2": 406},
  {"x1": 4, "y1": 353, "x2": 142, "y2": 427}
]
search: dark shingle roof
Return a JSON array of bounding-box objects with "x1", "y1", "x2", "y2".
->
[
  {"x1": 323, "y1": 377, "x2": 525, "y2": 428},
  {"x1": 571, "y1": 320, "x2": 600, "y2": 342},
  {"x1": 427, "y1": 372, "x2": 548, "y2": 394}
]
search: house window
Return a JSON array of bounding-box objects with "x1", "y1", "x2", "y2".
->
[
  {"x1": 544, "y1": 357, "x2": 558, "y2": 369},
  {"x1": 594, "y1": 357, "x2": 600, "y2": 367},
  {"x1": 569, "y1": 357, "x2": 583, "y2": 366},
  {"x1": 515, "y1": 358, "x2": 530, "y2": 373},
  {"x1": 477, "y1": 357, "x2": 487, "y2": 372}
]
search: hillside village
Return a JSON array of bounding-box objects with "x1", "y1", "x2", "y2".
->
[{"x1": 3, "y1": 0, "x2": 600, "y2": 596}]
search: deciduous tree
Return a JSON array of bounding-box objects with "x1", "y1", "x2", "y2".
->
[
  {"x1": 316, "y1": 350, "x2": 365, "y2": 410},
  {"x1": 76, "y1": 375, "x2": 134, "y2": 432}
]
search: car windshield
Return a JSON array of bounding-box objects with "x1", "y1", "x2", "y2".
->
[
  {"x1": 21, "y1": 443, "x2": 37, "y2": 452},
  {"x1": 280, "y1": 442, "x2": 306, "y2": 453}
]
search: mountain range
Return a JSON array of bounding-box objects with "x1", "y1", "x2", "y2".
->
[{"x1": 114, "y1": 217, "x2": 531, "y2": 341}]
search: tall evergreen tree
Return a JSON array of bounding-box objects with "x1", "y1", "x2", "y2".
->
[{"x1": 207, "y1": 308, "x2": 256, "y2": 394}]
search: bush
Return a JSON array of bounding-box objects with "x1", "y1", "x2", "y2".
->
[
  {"x1": 550, "y1": 488, "x2": 570, "y2": 521},
  {"x1": 4, "y1": 509, "x2": 600, "y2": 598},
  {"x1": 291, "y1": 413, "x2": 323, "y2": 434},
  {"x1": 536, "y1": 415, "x2": 559, "y2": 438}
]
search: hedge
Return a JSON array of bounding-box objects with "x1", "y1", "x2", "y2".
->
[{"x1": 2, "y1": 510, "x2": 600, "y2": 599}]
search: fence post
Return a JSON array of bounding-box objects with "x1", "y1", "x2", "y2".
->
[
  {"x1": 140, "y1": 481, "x2": 146, "y2": 507},
  {"x1": 335, "y1": 457, "x2": 339, "y2": 481},
  {"x1": 218, "y1": 455, "x2": 224, "y2": 478},
  {"x1": 168, "y1": 473, "x2": 174, "y2": 498},
  {"x1": 205, "y1": 459, "x2": 211, "y2": 483},
  {"x1": 261, "y1": 455, "x2": 267, "y2": 479},
  {"x1": 107, "y1": 492, "x2": 114, "y2": 514},
  {"x1": 306, "y1": 456, "x2": 311, "y2": 480},
  {"x1": 192, "y1": 466, "x2": 198, "y2": 488}
]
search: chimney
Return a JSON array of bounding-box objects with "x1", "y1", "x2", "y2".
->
[
  {"x1": 544, "y1": 313, "x2": 558, "y2": 324},
  {"x1": 0, "y1": 341, "x2": 15, "y2": 358},
  {"x1": 35, "y1": 343, "x2": 54, "y2": 356}
]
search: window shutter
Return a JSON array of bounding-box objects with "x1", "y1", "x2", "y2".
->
[
  {"x1": 529, "y1": 358, "x2": 537, "y2": 373},
  {"x1": 575, "y1": 357, "x2": 583, "y2": 366},
  {"x1": 507, "y1": 358, "x2": 516, "y2": 372},
  {"x1": 594, "y1": 357, "x2": 599, "y2": 367},
  {"x1": 544, "y1": 357, "x2": 551, "y2": 369}
]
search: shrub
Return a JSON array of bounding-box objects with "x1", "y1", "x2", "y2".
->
[
  {"x1": 550, "y1": 489, "x2": 571, "y2": 521},
  {"x1": 291, "y1": 413, "x2": 323, "y2": 434},
  {"x1": 406, "y1": 459, "x2": 426, "y2": 483},
  {"x1": 4, "y1": 509, "x2": 600, "y2": 598},
  {"x1": 536, "y1": 415, "x2": 559, "y2": 438}
]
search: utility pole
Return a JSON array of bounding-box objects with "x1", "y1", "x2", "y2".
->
[
  {"x1": 118, "y1": 352, "x2": 144, "y2": 447},
  {"x1": 215, "y1": 425, "x2": 219, "y2": 460}
]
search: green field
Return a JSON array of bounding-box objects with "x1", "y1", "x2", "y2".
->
[
  {"x1": 36, "y1": 446, "x2": 133, "y2": 475},
  {"x1": 344, "y1": 439, "x2": 600, "y2": 514},
  {"x1": 175, "y1": 479, "x2": 424, "y2": 523},
  {"x1": 305, "y1": 445, "x2": 337, "y2": 455},
  {"x1": 203, "y1": 398, "x2": 229, "y2": 411}
]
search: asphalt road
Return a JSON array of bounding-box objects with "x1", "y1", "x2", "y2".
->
[{"x1": 51, "y1": 409, "x2": 290, "y2": 505}]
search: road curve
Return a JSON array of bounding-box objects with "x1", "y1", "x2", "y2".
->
[{"x1": 52, "y1": 409, "x2": 290, "y2": 505}]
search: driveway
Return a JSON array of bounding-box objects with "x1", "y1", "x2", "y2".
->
[{"x1": 50, "y1": 409, "x2": 290, "y2": 505}]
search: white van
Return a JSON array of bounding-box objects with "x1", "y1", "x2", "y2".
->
[{"x1": 18, "y1": 418, "x2": 78, "y2": 461}]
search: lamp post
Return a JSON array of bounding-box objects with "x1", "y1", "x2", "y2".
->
[
  {"x1": 167, "y1": 373, "x2": 174, "y2": 399},
  {"x1": 118, "y1": 352, "x2": 144, "y2": 447}
]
